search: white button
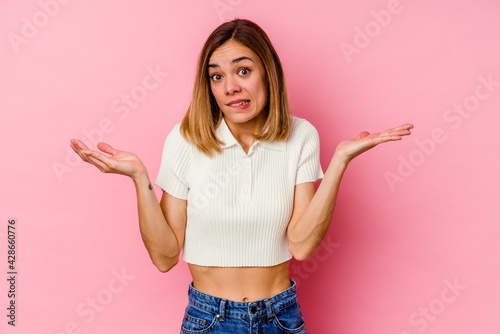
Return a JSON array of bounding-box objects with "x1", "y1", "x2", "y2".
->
[
  {"x1": 243, "y1": 176, "x2": 250, "y2": 183},
  {"x1": 242, "y1": 187, "x2": 249, "y2": 193}
]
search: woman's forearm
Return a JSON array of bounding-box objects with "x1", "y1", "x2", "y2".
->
[
  {"x1": 288, "y1": 154, "x2": 348, "y2": 260},
  {"x1": 288, "y1": 124, "x2": 413, "y2": 260},
  {"x1": 69, "y1": 139, "x2": 181, "y2": 271},
  {"x1": 132, "y1": 171, "x2": 180, "y2": 272}
]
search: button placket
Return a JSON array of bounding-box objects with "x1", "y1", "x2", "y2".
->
[{"x1": 239, "y1": 156, "x2": 252, "y2": 203}]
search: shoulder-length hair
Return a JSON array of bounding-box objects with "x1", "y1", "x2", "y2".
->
[{"x1": 180, "y1": 19, "x2": 291, "y2": 157}]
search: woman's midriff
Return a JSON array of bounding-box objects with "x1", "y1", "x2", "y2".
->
[{"x1": 188, "y1": 260, "x2": 291, "y2": 302}]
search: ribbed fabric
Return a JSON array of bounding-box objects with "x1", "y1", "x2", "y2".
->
[{"x1": 154, "y1": 116, "x2": 324, "y2": 267}]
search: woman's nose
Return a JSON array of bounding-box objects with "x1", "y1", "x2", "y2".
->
[{"x1": 225, "y1": 76, "x2": 241, "y2": 95}]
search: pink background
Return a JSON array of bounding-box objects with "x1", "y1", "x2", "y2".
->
[{"x1": 1, "y1": 0, "x2": 499, "y2": 333}]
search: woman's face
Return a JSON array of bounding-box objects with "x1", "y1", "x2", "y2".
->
[{"x1": 208, "y1": 40, "x2": 268, "y2": 126}]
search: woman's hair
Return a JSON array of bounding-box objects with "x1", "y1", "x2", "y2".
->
[{"x1": 180, "y1": 18, "x2": 291, "y2": 156}]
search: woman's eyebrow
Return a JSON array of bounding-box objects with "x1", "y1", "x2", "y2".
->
[{"x1": 208, "y1": 56, "x2": 254, "y2": 68}]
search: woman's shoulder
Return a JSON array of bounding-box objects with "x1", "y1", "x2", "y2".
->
[
  {"x1": 164, "y1": 121, "x2": 188, "y2": 142},
  {"x1": 167, "y1": 121, "x2": 182, "y2": 137},
  {"x1": 289, "y1": 116, "x2": 321, "y2": 141},
  {"x1": 162, "y1": 121, "x2": 194, "y2": 151}
]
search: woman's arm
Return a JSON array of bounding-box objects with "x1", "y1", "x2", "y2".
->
[
  {"x1": 133, "y1": 172, "x2": 186, "y2": 272},
  {"x1": 70, "y1": 140, "x2": 186, "y2": 272},
  {"x1": 287, "y1": 123, "x2": 413, "y2": 261}
]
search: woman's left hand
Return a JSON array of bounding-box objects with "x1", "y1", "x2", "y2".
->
[{"x1": 335, "y1": 123, "x2": 414, "y2": 164}]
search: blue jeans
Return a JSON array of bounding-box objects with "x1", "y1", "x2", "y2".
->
[{"x1": 180, "y1": 278, "x2": 307, "y2": 334}]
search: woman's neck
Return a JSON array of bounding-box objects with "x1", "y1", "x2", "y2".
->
[{"x1": 223, "y1": 113, "x2": 266, "y2": 149}]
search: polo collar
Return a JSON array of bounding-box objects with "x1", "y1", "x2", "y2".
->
[
  {"x1": 259, "y1": 139, "x2": 286, "y2": 151},
  {"x1": 216, "y1": 117, "x2": 286, "y2": 151},
  {"x1": 215, "y1": 117, "x2": 238, "y2": 149}
]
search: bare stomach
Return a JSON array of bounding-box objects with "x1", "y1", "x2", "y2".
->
[{"x1": 188, "y1": 260, "x2": 291, "y2": 302}]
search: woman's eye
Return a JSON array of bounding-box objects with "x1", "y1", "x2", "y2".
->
[
  {"x1": 238, "y1": 68, "x2": 250, "y2": 76},
  {"x1": 211, "y1": 74, "x2": 222, "y2": 81}
]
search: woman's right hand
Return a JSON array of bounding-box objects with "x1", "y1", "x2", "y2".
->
[{"x1": 69, "y1": 139, "x2": 147, "y2": 180}]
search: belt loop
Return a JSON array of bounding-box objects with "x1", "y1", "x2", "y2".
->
[
  {"x1": 264, "y1": 299, "x2": 274, "y2": 322},
  {"x1": 219, "y1": 299, "x2": 226, "y2": 321}
]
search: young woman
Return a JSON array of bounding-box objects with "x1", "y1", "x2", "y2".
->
[{"x1": 70, "y1": 19, "x2": 412, "y2": 334}]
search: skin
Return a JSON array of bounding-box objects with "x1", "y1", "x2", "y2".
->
[
  {"x1": 207, "y1": 40, "x2": 268, "y2": 153},
  {"x1": 70, "y1": 40, "x2": 413, "y2": 302}
]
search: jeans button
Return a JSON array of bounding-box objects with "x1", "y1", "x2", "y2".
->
[{"x1": 250, "y1": 306, "x2": 257, "y2": 314}]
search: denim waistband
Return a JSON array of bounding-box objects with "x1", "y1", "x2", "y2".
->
[{"x1": 187, "y1": 278, "x2": 298, "y2": 322}]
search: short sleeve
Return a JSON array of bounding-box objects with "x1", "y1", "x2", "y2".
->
[
  {"x1": 154, "y1": 123, "x2": 191, "y2": 199},
  {"x1": 295, "y1": 120, "x2": 324, "y2": 185}
]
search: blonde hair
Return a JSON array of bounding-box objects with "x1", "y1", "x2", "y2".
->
[{"x1": 180, "y1": 19, "x2": 291, "y2": 156}]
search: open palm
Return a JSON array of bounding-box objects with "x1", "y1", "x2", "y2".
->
[
  {"x1": 69, "y1": 139, "x2": 146, "y2": 179},
  {"x1": 335, "y1": 124, "x2": 414, "y2": 163}
]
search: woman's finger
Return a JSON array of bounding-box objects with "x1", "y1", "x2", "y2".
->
[
  {"x1": 97, "y1": 142, "x2": 119, "y2": 156},
  {"x1": 379, "y1": 124, "x2": 413, "y2": 135},
  {"x1": 379, "y1": 128, "x2": 412, "y2": 139},
  {"x1": 375, "y1": 130, "x2": 410, "y2": 143},
  {"x1": 70, "y1": 141, "x2": 97, "y2": 163},
  {"x1": 385, "y1": 129, "x2": 411, "y2": 137},
  {"x1": 82, "y1": 152, "x2": 111, "y2": 172},
  {"x1": 71, "y1": 145, "x2": 98, "y2": 164},
  {"x1": 370, "y1": 135, "x2": 401, "y2": 145},
  {"x1": 69, "y1": 140, "x2": 82, "y2": 154},
  {"x1": 389, "y1": 124, "x2": 414, "y2": 132},
  {"x1": 83, "y1": 150, "x2": 114, "y2": 166},
  {"x1": 355, "y1": 131, "x2": 370, "y2": 140},
  {"x1": 70, "y1": 139, "x2": 91, "y2": 152},
  {"x1": 70, "y1": 142, "x2": 85, "y2": 159}
]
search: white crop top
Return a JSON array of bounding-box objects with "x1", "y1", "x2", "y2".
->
[{"x1": 154, "y1": 116, "x2": 324, "y2": 267}]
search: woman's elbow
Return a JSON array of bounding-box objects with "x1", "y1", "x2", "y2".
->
[
  {"x1": 289, "y1": 244, "x2": 315, "y2": 262},
  {"x1": 292, "y1": 251, "x2": 314, "y2": 262},
  {"x1": 154, "y1": 257, "x2": 179, "y2": 273}
]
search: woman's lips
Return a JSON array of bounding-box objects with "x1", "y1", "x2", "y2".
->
[{"x1": 227, "y1": 99, "x2": 250, "y2": 109}]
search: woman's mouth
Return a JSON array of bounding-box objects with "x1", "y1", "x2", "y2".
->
[
  {"x1": 227, "y1": 100, "x2": 251, "y2": 108},
  {"x1": 228, "y1": 100, "x2": 250, "y2": 106}
]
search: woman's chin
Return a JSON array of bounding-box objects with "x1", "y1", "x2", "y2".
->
[{"x1": 223, "y1": 110, "x2": 264, "y2": 125}]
